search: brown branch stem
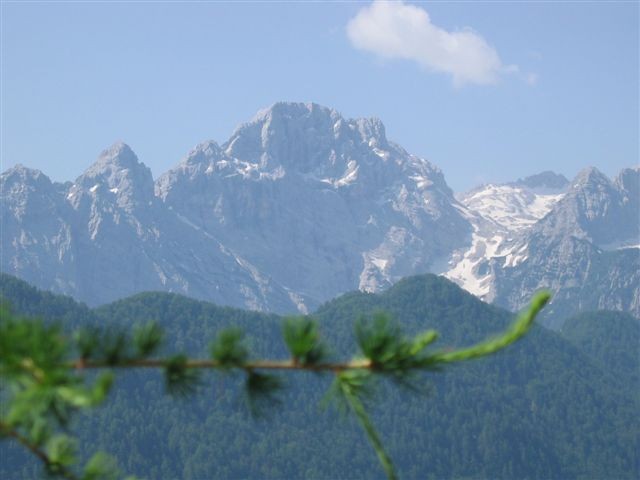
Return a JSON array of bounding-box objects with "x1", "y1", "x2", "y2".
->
[
  {"x1": 0, "y1": 421, "x2": 79, "y2": 480},
  {"x1": 68, "y1": 358, "x2": 373, "y2": 373}
]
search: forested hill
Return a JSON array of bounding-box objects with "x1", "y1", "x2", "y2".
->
[
  {"x1": 1, "y1": 273, "x2": 638, "y2": 479},
  {"x1": 560, "y1": 310, "x2": 640, "y2": 386}
]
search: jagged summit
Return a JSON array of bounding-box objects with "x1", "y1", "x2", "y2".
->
[
  {"x1": 246, "y1": 101, "x2": 388, "y2": 145},
  {"x1": 570, "y1": 166, "x2": 612, "y2": 189},
  {"x1": 515, "y1": 171, "x2": 569, "y2": 191},
  {"x1": 223, "y1": 102, "x2": 390, "y2": 173},
  {"x1": 230, "y1": 102, "x2": 342, "y2": 147},
  {"x1": 0, "y1": 164, "x2": 57, "y2": 217},
  {"x1": 100, "y1": 141, "x2": 136, "y2": 160},
  {"x1": 155, "y1": 101, "x2": 439, "y2": 205},
  {"x1": 82, "y1": 142, "x2": 148, "y2": 177},
  {"x1": 249, "y1": 102, "x2": 340, "y2": 124},
  {"x1": 187, "y1": 141, "x2": 222, "y2": 161},
  {"x1": 615, "y1": 166, "x2": 640, "y2": 196},
  {"x1": 2, "y1": 163, "x2": 42, "y2": 177},
  {"x1": 72, "y1": 142, "x2": 155, "y2": 207},
  {"x1": 0, "y1": 163, "x2": 52, "y2": 191}
]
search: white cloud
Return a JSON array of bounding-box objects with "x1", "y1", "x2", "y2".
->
[{"x1": 347, "y1": 0, "x2": 519, "y2": 87}]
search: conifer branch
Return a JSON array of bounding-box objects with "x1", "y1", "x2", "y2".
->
[
  {"x1": 69, "y1": 358, "x2": 373, "y2": 372},
  {"x1": 0, "y1": 421, "x2": 79, "y2": 480},
  {"x1": 1, "y1": 292, "x2": 550, "y2": 480}
]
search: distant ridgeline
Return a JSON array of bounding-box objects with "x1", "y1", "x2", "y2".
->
[
  {"x1": 1, "y1": 273, "x2": 638, "y2": 479},
  {"x1": 2, "y1": 102, "x2": 638, "y2": 329}
]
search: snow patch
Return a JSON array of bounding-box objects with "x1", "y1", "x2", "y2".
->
[
  {"x1": 260, "y1": 165, "x2": 286, "y2": 181},
  {"x1": 322, "y1": 160, "x2": 359, "y2": 187},
  {"x1": 373, "y1": 148, "x2": 389, "y2": 159},
  {"x1": 285, "y1": 289, "x2": 309, "y2": 314},
  {"x1": 443, "y1": 228, "x2": 492, "y2": 298},
  {"x1": 371, "y1": 257, "x2": 388, "y2": 271},
  {"x1": 409, "y1": 175, "x2": 433, "y2": 189},
  {"x1": 504, "y1": 244, "x2": 529, "y2": 267},
  {"x1": 461, "y1": 184, "x2": 564, "y2": 232}
]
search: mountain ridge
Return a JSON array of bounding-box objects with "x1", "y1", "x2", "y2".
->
[{"x1": 1, "y1": 102, "x2": 637, "y2": 327}]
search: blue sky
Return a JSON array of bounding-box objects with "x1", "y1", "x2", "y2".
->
[{"x1": 1, "y1": 1, "x2": 637, "y2": 192}]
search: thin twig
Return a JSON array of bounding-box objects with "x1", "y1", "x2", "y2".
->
[
  {"x1": 0, "y1": 421, "x2": 79, "y2": 480},
  {"x1": 70, "y1": 358, "x2": 373, "y2": 373}
]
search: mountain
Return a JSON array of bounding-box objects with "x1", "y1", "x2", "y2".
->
[
  {"x1": 560, "y1": 310, "x2": 640, "y2": 385},
  {"x1": 484, "y1": 167, "x2": 640, "y2": 328},
  {"x1": 514, "y1": 171, "x2": 571, "y2": 191},
  {"x1": 1, "y1": 143, "x2": 302, "y2": 313},
  {"x1": 2, "y1": 103, "x2": 470, "y2": 313},
  {"x1": 1, "y1": 274, "x2": 638, "y2": 479},
  {"x1": 443, "y1": 167, "x2": 639, "y2": 328},
  {"x1": 1, "y1": 102, "x2": 637, "y2": 325},
  {"x1": 443, "y1": 172, "x2": 568, "y2": 299},
  {"x1": 157, "y1": 102, "x2": 469, "y2": 308}
]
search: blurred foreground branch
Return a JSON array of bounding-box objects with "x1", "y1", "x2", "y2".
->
[{"x1": 0, "y1": 291, "x2": 550, "y2": 479}]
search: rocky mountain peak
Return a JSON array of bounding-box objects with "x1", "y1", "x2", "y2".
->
[
  {"x1": 176, "y1": 141, "x2": 224, "y2": 174},
  {"x1": 0, "y1": 164, "x2": 53, "y2": 192},
  {"x1": 515, "y1": 171, "x2": 569, "y2": 191},
  {"x1": 154, "y1": 141, "x2": 225, "y2": 196},
  {"x1": 570, "y1": 166, "x2": 612, "y2": 190},
  {"x1": 223, "y1": 102, "x2": 389, "y2": 174},
  {"x1": 82, "y1": 142, "x2": 149, "y2": 177},
  {"x1": 615, "y1": 166, "x2": 639, "y2": 199},
  {"x1": 527, "y1": 166, "x2": 639, "y2": 249},
  {"x1": 185, "y1": 141, "x2": 222, "y2": 164},
  {"x1": 0, "y1": 165, "x2": 65, "y2": 227},
  {"x1": 252, "y1": 101, "x2": 340, "y2": 124},
  {"x1": 100, "y1": 141, "x2": 136, "y2": 161},
  {"x1": 73, "y1": 142, "x2": 155, "y2": 208},
  {"x1": 562, "y1": 168, "x2": 619, "y2": 227},
  {"x1": 0, "y1": 165, "x2": 57, "y2": 217},
  {"x1": 354, "y1": 116, "x2": 387, "y2": 148}
]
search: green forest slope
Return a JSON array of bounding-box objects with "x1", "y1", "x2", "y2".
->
[
  {"x1": 560, "y1": 310, "x2": 639, "y2": 386},
  {"x1": 1, "y1": 273, "x2": 638, "y2": 479}
]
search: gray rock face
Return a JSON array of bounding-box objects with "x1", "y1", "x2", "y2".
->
[
  {"x1": 156, "y1": 102, "x2": 470, "y2": 309},
  {"x1": 442, "y1": 166, "x2": 639, "y2": 328},
  {"x1": 484, "y1": 167, "x2": 639, "y2": 328},
  {"x1": 1, "y1": 143, "x2": 298, "y2": 312},
  {"x1": 0, "y1": 165, "x2": 77, "y2": 296},
  {"x1": 2, "y1": 103, "x2": 470, "y2": 312},
  {"x1": 514, "y1": 171, "x2": 569, "y2": 191}
]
